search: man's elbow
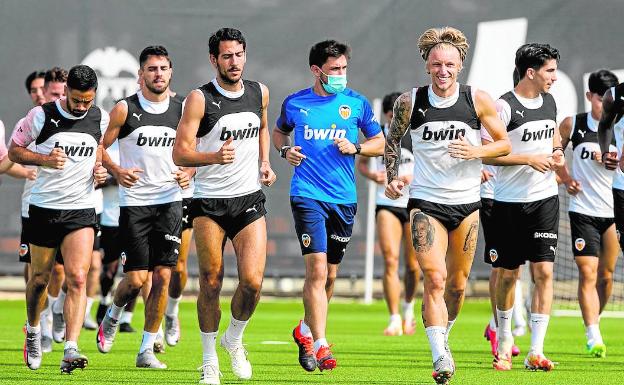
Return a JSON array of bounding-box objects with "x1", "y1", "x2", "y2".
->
[{"x1": 500, "y1": 139, "x2": 512, "y2": 156}]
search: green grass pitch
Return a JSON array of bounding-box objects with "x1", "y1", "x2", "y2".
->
[{"x1": 2, "y1": 299, "x2": 622, "y2": 384}]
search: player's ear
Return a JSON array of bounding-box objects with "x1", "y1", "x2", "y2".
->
[
  {"x1": 209, "y1": 54, "x2": 218, "y2": 68},
  {"x1": 310, "y1": 65, "x2": 322, "y2": 78}
]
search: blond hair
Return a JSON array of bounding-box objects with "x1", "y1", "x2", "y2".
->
[{"x1": 418, "y1": 27, "x2": 469, "y2": 62}]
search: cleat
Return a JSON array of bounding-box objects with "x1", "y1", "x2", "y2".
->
[
  {"x1": 120, "y1": 322, "x2": 136, "y2": 333},
  {"x1": 383, "y1": 322, "x2": 403, "y2": 336},
  {"x1": 154, "y1": 332, "x2": 165, "y2": 353},
  {"x1": 484, "y1": 324, "x2": 498, "y2": 356},
  {"x1": 60, "y1": 347, "x2": 88, "y2": 374},
  {"x1": 24, "y1": 330, "x2": 42, "y2": 370},
  {"x1": 220, "y1": 334, "x2": 252, "y2": 379},
  {"x1": 403, "y1": 318, "x2": 416, "y2": 335},
  {"x1": 512, "y1": 325, "x2": 526, "y2": 337},
  {"x1": 524, "y1": 353, "x2": 555, "y2": 371},
  {"x1": 511, "y1": 344, "x2": 521, "y2": 357},
  {"x1": 96, "y1": 304, "x2": 108, "y2": 325},
  {"x1": 315, "y1": 345, "x2": 337, "y2": 372},
  {"x1": 83, "y1": 315, "x2": 98, "y2": 330},
  {"x1": 432, "y1": 354, "x2": 454, "y2": 384},
  {"x1": 96, "y1": 312, "x2": 119, "y2": 353},
  {"x1": 586, "y1": 343, "x2": 606, "y2": 358},
  {"x1": 136, "y1": 348, "x2": 167, "y2": 369},
  {"x1": 493, "y1": 352, "x2": 512, "y2": 371},
  {"x1": 164, "y1": 315, "x2": 180, "y2": 346},
  {"x1": 52, "y1": 311, "x2": 66, "y2": 343},
  {"x1": 41, "y1": 335, "x2": 53, "y2": 353},
  {"x1": 198, "y1": 362, "x2": 223, "y2": 384},
  {"x1": 292, "y1": 321, "x2": 316, "y2": 372}
]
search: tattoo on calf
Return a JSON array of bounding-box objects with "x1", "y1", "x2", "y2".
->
[{"x1": 411, "y1": 210, "x2": 435, "y2": 252}]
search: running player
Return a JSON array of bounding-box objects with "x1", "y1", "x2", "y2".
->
[
  {"x1": 96, "y1": 46, "x2": 189, "y2": 369},
  {"x1": 10, "y1": 64, "x2": 109, "y2": 373},
  {"x1": 384, "y1": 27, "x2": 510, "y2": 384},
  {"x1": 357, "y1": 91, "x2": 419, "y2": 336},
  {"x1": 274, "y1": 39, "x2": 384, "y2": 372},
  {"x1": 485, "y1": 43, "x2": 563, "y2": 371}
]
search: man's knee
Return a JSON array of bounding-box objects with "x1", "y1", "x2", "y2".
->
[
  {"x1": 199, "y1": 269, "x2": 223, "y2": 296},
  {"x1": 423, "y1": 270, "x2": 446, "y2": 294}
]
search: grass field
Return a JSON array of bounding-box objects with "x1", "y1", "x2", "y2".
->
[{"x1": 2, "y1": 298, "x2": 622, "y2": 385}]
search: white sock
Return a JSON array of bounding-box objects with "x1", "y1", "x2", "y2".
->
[
  {"x1": 513, "y1": 281, "x2": 527, "y2": 327},
  {"x1": 47, "y1": 295, "x2": 57, "y2": 313},
  {"x1": 224, "y1": 317, "x2": 248, "y2": 346},
  {"x1": 402, "y1": 300, "x2": 415, "y2": 321},
  {"x1": 100, "y1": 293, "x2": 112, "y2": 306},
  {"x1": 26, "y1": 322, "x2": 40, "y2": 333},
  {"x1": 108, "y1": 303, "x2": 124, "y2": 321},
  {"x1": 53, "y1": 290, "x2": 66, "y2": 314},
  {"x1": 586, "y1": 324, "x2": 603, "y2": 346},
  {"x1": 496, "y1": 308, "x2": 514, "y2": 354},
  {"x1": 425, "y1": 326, "x2": 446, "y2": 362},
  {"x1": 300, "y1": 320, "x2": 312, "y2": 337},
  {"x1": 389, "y1": 313, "x2": 402, "y2": 325},
  {"x1": 120, "y1": 311, "x2": 133, "y2": 324},
  {"x1": 445, "y1": 319, "x2": 456, "y2": 343},
  {"x1": 166, "y1": 296, "x2": 181, "y2": 318},
  {"x1": 64, "y1": 340, "x2": 78, "y2": 351},
  {"x1": 529, "y1": 313, "x2": 550, "y2": 356},
  {"x1": 139, "y1": 331, "x2": 157, "y2": 353},
  {"x1": 85, "y1": 297, "x2": 94, "y2": 318},
  {"x1": 200, "y1": 331, "x2": 219, "y2": 364},
  {"x1": 158, "y1": 324, "x2": 164, "y2": 336},
  {"x1": 489, "y1": 316, "x2": 497, "y2": 329},
  {"x1": 313, "y1": 338, "x2": 328, "y2": 354}
]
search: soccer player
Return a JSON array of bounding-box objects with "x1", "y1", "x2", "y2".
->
[
  {"x1": 273, "y1": 39, "x2": 384, "y2": 372},
  {"x1": 173, "y1": 27, "x2": 275, "y2": 384},
  {"x1": 357, "y1": 91, "x2": 419, "y2": 336},
  {"x1": 96, "y1": 46, "x2": 189, "y2": 369},
  {"x1": 10, "y1": 64, "x2": 109, "y2": 373},
  {"x1": 25, "y1": 70, "x2": 46, "y2": 107},
  {"x1": 485, "y1": 43, "x2": 563, "y2": 371},
  {"x1": 384, "y1": 27, "x2": 510, "y2": 384}
]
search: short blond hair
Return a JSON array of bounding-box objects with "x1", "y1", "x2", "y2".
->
[{"x1": 418, "y1": 27, "x2": 469, "y2": 62}]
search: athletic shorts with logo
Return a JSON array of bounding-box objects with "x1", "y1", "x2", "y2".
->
[
  {"x1": 119, "y1": 201, "x2": 182, "y2": 272},
  {"x1": 612, "y1": 188, "x2": 624, "y2": 250},
  {"x1": 100, "y1": 225, "x2": 121, "y2": 264},
  {"x1": 191, "y1": 190, "x2": 266, "y2": 240},
  {"x1": 290, "y1": 196, "x2": 356, "y2": 264},
  {"x1": 27, "y1": 205, "x2": 98, "y2": 250},
  {"x1": 18, "y1": 216, "x2": 32, "y2": 263},
  {"x1": 569, "y1": 211, "x2": 614, "y2": 257},
  {"x1": 489, "y1": 195, "x2": 559, "y2": 269},
  {"x1": 376, "y1": 205, "x2": 409, "y2": 225},
  {"x1": 407, "y1": 198, "x2": 481, "y2": 231},
  {"x1": 182, "y1": 197, "x2": 194, "y2": 231},
  {"x1": 480, "y1": 198, "x2": 496, "y2": 264}
]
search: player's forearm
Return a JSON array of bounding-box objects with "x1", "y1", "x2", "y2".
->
[
  {"x1": 5, "y1": 163, "x2": 31, "y2": 179},
  {"x1": 554, "y1": 164, "x2": 573, "y2": 185},
  {"x1": 359, "y1": 136, "x2": 384, "y2": 157},
  {"x1": 482, "y1": 153, "x2": 534, "y2": 166},
  {"x1": 477, "y1": 138, "x2": 511, "y2": 159},
  {"x1": 384, "y1": 139, "x2": 401, "y2": 182},
  {"x1": 8, "y1": 146, "x2": 46, "y2": 166},
  {"x1": 259, "y1": 126, "x2": 271, "y2": 163},
  {"x1": 173, "y1": 145, "x2": 220, "y2": 167},
  {"x1": 271, "y1": 128, "x2": 291, "y2": 151}
]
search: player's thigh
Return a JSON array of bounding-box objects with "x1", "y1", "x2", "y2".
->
[
  {"x1": 446, "y1": 210, "x2": 479, "y2": 281},
  {"x1": 376, "y1": 208, "x2": 403, "y2": 259},
  {"x1": 599, "y1": 223, "x2": 619, "y2": 274},
  {"x1": 232, "y1": 216, "x2": 267, "y2": 282},
  {"x1": 409, "y1": 208, "x2": 448, "y2": 275},
  {"x1": 61, "y1": 227, "x2": 95, "y2": 278},
  {"x1": 194, "y1": 216, "x2": 227, "y2": 276}
]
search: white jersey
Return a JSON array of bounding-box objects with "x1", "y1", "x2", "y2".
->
[
  {"x1": 101, "y1": 140, "x2": 120, "y2": 227},
  {"x1": 181, "y1": 177, "x2": 195, "y2": 199},
  {"x1": 116, "y1": 91, "x2": 182, "y2": 206},
  {"x1": 408, "y1": 84, "x2": 484, "y2": 204},
  {"x1": 11, "y1": 100, "x2": 108, "y2": 210},
  {"x1": 193, "y1": 79, "x2": 263, "y2": 199},
  {"x1": 568, "y1": 113, "x2": 616, "y2": 217},
  {"x1": 480, "y1": 164, "x2": 497, "y2": 199},
  {"x1": 493, "y1": 91, "x2": 558, "y2": 203}
]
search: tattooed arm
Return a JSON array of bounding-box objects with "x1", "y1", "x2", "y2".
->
[
  {"x1": 597, "y1": 88, "x2": 619, "y2": 170},
  {"x1": 384, "y1": 91, "x2": 412, "y2": 199}
]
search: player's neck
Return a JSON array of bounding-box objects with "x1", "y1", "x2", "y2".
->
[
  {"x1": 514, "y1": 81, "x2": 541, "y2": 99},
  {"x1": 430, "y1": 82, "x2": 458, "y2": 98},
  {"x1": 141, "y1": 87, "x2": 169, "y2": 103},
  {"x1": 590, "y1": 109, "x2": 601, "y2": 121},
  {"x1": 215, "y1": 76, "x2": 243, "y2": 92}
]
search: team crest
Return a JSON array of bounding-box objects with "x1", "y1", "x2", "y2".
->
[
  {"x1": 19, "y1": 244, "x2": 29, "y2": 257},
  {"x1": 302, "y1": 234, "x2": 311, "y2": 248},
  {"x1": 575, "y1": 238, "x2": 586, "y2": 251},
  {"x1": 489, "y1": 249, "x2": 498, "y2": 262},
  {"x1": 338, "y1": 105, "x2": 351, "y2": 120},
  {"x1": 120, "y1": 252, "x2": 127, "y2": 266}
]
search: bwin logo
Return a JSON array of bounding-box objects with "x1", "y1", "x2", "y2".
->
[
  {"x1": 422, "y1": 126, "x2": 465, "y2": 141},
  {"x1": 54, "y1": 141, "x2": 94, "y2": 157},
  {"x1": 521, "y1": 127, "x2": 554, "y2": 142},
  {"x1": 219, "y1": 122, "x2": 259, "y2": 141},
  {"x1": 136, "y1": 132, "x2": 175, "y2": 147},
  {"x1": 303, "y1": 125, "x2": 346, "y2": 140}
]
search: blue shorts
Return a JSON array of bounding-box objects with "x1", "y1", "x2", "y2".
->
[{"x1": 290, "y1": 196, "x2": 357, "y2": 264}]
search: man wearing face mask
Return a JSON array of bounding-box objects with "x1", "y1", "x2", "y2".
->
[{"x1": 272, "y1": 39, "x2": 384, "y2": 372}]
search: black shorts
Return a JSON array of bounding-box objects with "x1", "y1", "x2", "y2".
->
[
  {"x1": 119, "y1": 201, "x2": 183, "y2": 272},
  {"x1": 376, "y1": 205, "x2": 409, "y2": 224},
  {"x1": 28, "y1": 205, "x2": 98, "y2": 249},
  {"x1": 489, "y1": 196, "x2": 559, "y2": 269},
  {"x1": 182, "y1": 198, "x2": 194, "y2": 231},
  {"x1": 100, "y1": 225, "x2": 121, "y2": 264},
  {"x1": 19, "y1": 216, "x2": 32, "y2": 263},
  {"x1": 93, "y1": 214, "x2": 102, "y2": 251},
  {"x1": 407, "y1": 198, "x2": 481, "y2": 231},
  {"x1": 612, "y1": 188, "x2": 624, "y2": 249},
  {"x1": 480, "y1": 198, "x2": 496, "y2": 264},
  {"x1": 191, "y1": 190, "x2": 267, "y2": 240},
  {"x1": 569, "y1": 211, "x2": 614, "y2": 257}
]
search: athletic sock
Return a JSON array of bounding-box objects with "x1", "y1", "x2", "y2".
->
[
  {"x1": 425, "y1": 326, "x2": 446, "y2": 362},
  {"x1": 166, "y1": 296, "x2": 181, "y2": 318},
  {"x1": 313, "y1": 338, "x2": 329, "y2": 355},
  {"x1": 158, "y1": 324, "x2": 164, "y2": 336},
  {"x1": 300, "y1": 320, "x2": 312, "y2": 337},
  {"x1": 26, "y1": 322, "x2": 40, "y2": 333},
  {"x1": 489, "y1": 316, "x2": 497, "y2": 329},
  {"x1": 224, "y1": 317, "x2": 248, "y2": 346},
  {"x1": 53, "y1": 290, "x2": 66, "y2": 314},
  {"x1": 496, "y1": 308, "x2": 514, "y2": 354},
  {"x1": 445, "y1": 319, "x2": 456, "y2": 343},
  {"x1": 100, "y1": 293, "x2": 112, "y2": 307},
  {"x1": 47, "y1": 294, "x2": 57, "y2": 313},
  {"x1": 586, "y1": 324, "x2": 603, "y2": 346},
  {"x1": 120, "y1": 311, "x2": 133, "y2": 324},
  {"x1": 389, "y1": 313, "x2": 402, "y2": 325},
  {"x1": 529, "y1": 313, "x2": 550, "y2": 356},
  {"x1": 108, "y1": 303, "x2": 124, "y2": 321},
  {"x1": 139, "y1": 331, "x2": 157, "y2": 353},
  {"x1": 513, "y1": 281, "x2": 527, "y2": 327},
  {"x1": 64, "y1": 340, "x2": 78, "y2": 351},
  {"x1": 85, "y1": 297, "x2": 94, "y2": 318},
  {"x1": 200, "y1": 331, "x2": 219, "y2": 365},
  {"x1": 402, "y1": 300, "x2": 415, "y2": 322}
]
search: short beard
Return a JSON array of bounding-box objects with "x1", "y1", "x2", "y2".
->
[
  {"x1": 145, "y1": 81, "x2": 168, "y2": 95},
  {"x1": 218, "y1": 67, "x2": 241, "y2": 85}
]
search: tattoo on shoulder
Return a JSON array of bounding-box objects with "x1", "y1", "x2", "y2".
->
[
  {"x1": 385, "y1": 92, "x2": 413, "y2": 182},
  {"x1": 411, "y1": 209, "x2": 435, "y2": 253}
]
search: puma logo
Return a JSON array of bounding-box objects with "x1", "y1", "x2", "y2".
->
[
  {"x1": 578, "y1": 129, "x2": 586, "y2": 138},
  {"x1": 550, "y1": 246, "x2": 557, "y2": 255},
  {"x1": 51, "y1": 119, "x2": 60, "y2": 128},
  {"x1": 515, "y1": 110, "x2": 525, "y2": 118},
  {"x1": 212, "y1": 101, "x2": 222, "y2": 109},
  {"x1": 299, "y1": 108, "x2": 309, "y2": 116},
  {"x1": 418, "y1": 108, "x2": 427, "y2": 117},
  {"x1": 133, "y1": 113, "x2": 142, "y2": 121},
  {"x1": 245, "y1": 205, "x2": 258, "y2": 213}
]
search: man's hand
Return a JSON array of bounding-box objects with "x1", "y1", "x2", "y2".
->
[
  {"x1": 25, "y1": 167, "x2": 37, "y2": 181},
  {"x1": 93, "y1": 162, "x2": 108, "y2": 185},
  {"x1": 603, "y1": 151, "x2": 619, "y2": 170},
  {"x1": 565, "y1": 179, "x2": 582, "y2": 195},
  {"x1": 481, "y1": 169, "x2": 493, "y2": 184},
  {"x1": 173, "y1": 168, "x2": 190, "y2": 189},
  {"x1": 43, "y1": 147, "x2": 67, "y2": 169},
  {"x1": 370, "y1": 170, "x2": 386, "y2": 184},
  {"x1": 115, "y1": 167, "x2": 143, "y2": 188},
  {"x1": 285, "y1": 146, "x2": 306, "y2": 166},
  {"x1": 448, "y1": 134, "x2": 480, "y2": 159},
  {"x1": 385, "y1": 179, "x2": 405, "y2": 200},
  {"x1": 216, "y1": 138, "x2": 236, "y2": 164},
  {"x1": 259, "y1": 161, "x2": 277, "y2": 186},
  {"x1": 334, "y1": 138, "x2": 356, "y2": 155},
  {"x1": 527, "y1": 154, "x2": 553, "y2": 173},
  {"x1": 551, "y1": 149, "x2": 565, "y2": 170}
]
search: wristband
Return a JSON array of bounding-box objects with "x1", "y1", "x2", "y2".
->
[
  {"x1": 552, "y1": 147, "x2": 564, "y2": 156},
  {"x1": 354, "y1": 143, "x2": 362, "y2": 155},
  {"x1": 280, "y1": 145, "x2": 291, "y2": 158}
]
